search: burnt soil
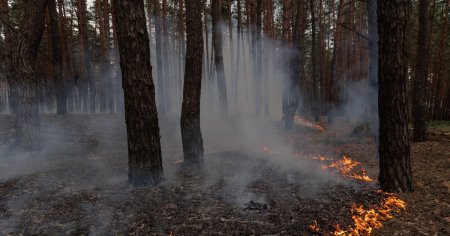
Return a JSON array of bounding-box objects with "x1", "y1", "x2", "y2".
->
[{"x1": 0, "y1": 114, "x2": 449, "y2": 235}]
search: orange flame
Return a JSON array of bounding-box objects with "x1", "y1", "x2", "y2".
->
[
  {"x1": 350, "y1": 169, "x2": 374, "y2": 182},
  {"x1": 330, "y1": 191, "x2": 406, "y2": 236},
  {"x1": 310, "y1": 220, "x2": 320, "y2": 233},
  {"x1": 324, "y1": 156, "x2": 374, "y2": 182},
  {"x1": 294, "y1": 115, "x2": 325, "y2": 131}
]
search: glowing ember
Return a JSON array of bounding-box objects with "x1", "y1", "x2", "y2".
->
[
  {"x1": 309, "y1": 220, "x2": 320, "y2": 233},
  {"x1": 294, "y1": 115, "x2": 325, "y2": 131}
]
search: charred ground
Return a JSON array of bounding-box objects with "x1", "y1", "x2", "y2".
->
[{"x1": 0, "y1": 114, "x2": 448, "y2": 235}]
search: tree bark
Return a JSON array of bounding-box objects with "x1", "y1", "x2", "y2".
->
[
  {"x1": 2, "y1": 0, "x2": 49, "y2": 149},
  {"x1": 181, "y1": 0, "x2": 204, "y2": 166},
  {"x1": 378, "y1": 0, "x2": 414, "y2": 193},
  {"x1": 112, "y1": 0, "x2": 163, "y2": 186},
  {"x1": 413, "y1": 0, "x2": 430, "y2": 141}
]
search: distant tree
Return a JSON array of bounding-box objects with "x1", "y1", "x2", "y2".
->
[
  {"x1": 283, "y1": 0, "x2": 307, "y2": 129},
  {"x1": 76, "y1": 0, "x2": 95, "y2": 113},
  {"x1": 211, "y1": 0, "x2": 228, "y2": 114},
  {"x1": 378, "y1": 0, "x2": 414, "y2": 192},
  {"x1": 112, "y1": 0, "x2": 163, "y2": 186},
  {"x1": 48, "y1": 0, "x2": 67, "y2": 115},
  {"x1": 181, "y1": 0, "x2": 204, "y2": 165},
  {"x1": 367, "y1": 0, "x2": 378, "y2": 137},
  {"x1": 413, "y1": 0, "x2": 430, "y2": 141},
  {"x1": 0, "y1": 0, "x2": 14, "y2": 114},
  {"x1": 153, "y1": 0, "x2": 167, "y2": 114}
]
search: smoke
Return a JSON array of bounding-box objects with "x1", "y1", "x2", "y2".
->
[{"x1": 0, "y1": 19, "x2": 377, "y2": 233}]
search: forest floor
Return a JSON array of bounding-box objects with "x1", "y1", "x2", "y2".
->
[{"x1": 0, "y1": 114, "x2": 448, "y2": 235}]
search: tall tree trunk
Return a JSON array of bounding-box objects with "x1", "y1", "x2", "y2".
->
[
  {"x1": 283, "y1": 0, "x2": 306, "y2": 129},
  {"x1": 211, "y1": 0, "x2": 228, "y2": 114},
  {"x1": 281, "y1": 0, "x2": 292, "y2": 43},
  {"x1": 161, "y1": 0, "x2": 171, "y2": 112},
  {"x1": 310, "y1": 0, "x2": 320, "y2": 120},
  {"x1": 181, "y1": 0, "x2": 204, "y2": 165},
  {"x1": 48, "y1": 0, "x2": 67, "y2": 115},
  {"x1": 330, "y1": 0, "x2": 344, "y2": 111},
  {"x1": 413, "y1": 0, "x2": 430, "y2": 141},
  {"x1": 97, "y1": 0, "x2": 112, "y2": 113},
  {"x1": 378, "y1": 0, "x2": 414, "y2": 193},
  {"x1": 432, "y1": 1, "x2": 448, "y2": 119},
  {"x1": 0, "y1": 0, "x2": 15, "y2": 114},
  {"x1": 112, "y1": 0, "x2": 163, "y2": 186},
  {"x1": 153, "y1": 0, "x2": 166, "y2": 114},
  {"x1": 58, "y1": 0, "x2": 75, "y2": 113},
  {"x1": 2, "y1": 0, "x2": 49, "y2": 149},
  {"x1": 110, "y1": 0, "x2": 123, "y2": 113},
  {"x1": 254, "y1": 0, "x2": 263, "y2": 115},
  {"x1": 262, "y1": 0, "x2": 273, "y2": 115},
  {"x1": 367, "y1": 0, "x2": 378, "y2": 136},
  {"x1": 76, "y1": 0, "x2": 94, "y2": 113}
]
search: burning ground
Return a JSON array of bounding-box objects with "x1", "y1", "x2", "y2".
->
[{"x1": 0, "y1": 114, "x2": 449, "y2": 235}]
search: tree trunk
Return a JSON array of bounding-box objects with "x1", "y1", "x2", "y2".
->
[
  {"x1": 254, "y1": 0, "x2": 262, "y2": 115},
  {"x1": 367, "y1": 0, "x2": 378, "y2": 136},
  {"x1": 76, "y1": 0, "x2": 94, "y2": 113},
  {"x1": 378, "y1": 0, "x2": 414, "y2": 193},
  {"x1": 211, "y1": 0, "x2": 228, "y2": 114},
  {"x1": 283, "y1": 0, "x2": 306, "y2": 129},
  {"x1": 153, "y1": 0, "x2": 166, "y2": 114},
  {"x1": 48, "y1": 0, "x2": 67, "y2": 115},
  {"x1": 413, "y1": 0, "x2": 429, "y2": 141},
  {"x1": 112, "y1": 0, "x2": 163, "y2": 186},
  {"x1": 162, "y1": 0, "x2": 171, "y2": 112},
  {"x1": 181, "y1": 0, "x2": 204, "y2": 165},
  {"x1": 0, "y1": 0, "x2": 15, "y2": 115},
  {"x1": 5, "y1": 0, "x2": 49, "y2": 149},
  {"x1": 310, "y1": 0, "x2": 320, "y2": 120}
]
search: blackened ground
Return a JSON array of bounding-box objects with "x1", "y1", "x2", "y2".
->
[{"x1": 0, "y1": 114, "x2": 448, "y2": 235}]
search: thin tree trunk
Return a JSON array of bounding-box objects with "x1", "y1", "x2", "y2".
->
[
  {"x1": 283, "y1": 0, "x2": 306, "y2": 129},
  {"x1": 367, "y1": 0, "x2": 378, "y2": 136},
  {"x1": 181, "y1": 0, "x2": 204, "y2": 166},
  {"x1": 162, "y1": 0, "x2": 171, "y2": 112},
  {"x1": 310, "y1": 0, "x2": 320, "y2": 120},
  {"x1": 0, "y1": 0, "x2": 15, "y2": 114},
  {"x1": 76, "y1": 0, "x2": 94, "y2": 113},
  {"x1": 153, "y1": 0, "x2": 166, "y2": 114},
  {"x1": 413, "y1": 0, "x2": 430, "y2": 141},
  {"x1": 211, "y1": 0, "x2": 228, "y2": 114},
  {"x1": 48, "y1": 0, "x2": 67, "y2": 114}
]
